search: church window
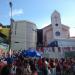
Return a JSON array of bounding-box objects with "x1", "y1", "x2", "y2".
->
[{"x1": 55, "y1": 31, "x2": 60, "y2": 36}]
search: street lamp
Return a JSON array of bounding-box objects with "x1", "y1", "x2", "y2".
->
[{"x1": 9, "y1": 0, "x2": 13, "y2": 51}]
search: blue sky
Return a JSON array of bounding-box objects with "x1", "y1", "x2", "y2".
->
[{"x1": 0, "y1": 0, "x2": 75, "y2": 36}]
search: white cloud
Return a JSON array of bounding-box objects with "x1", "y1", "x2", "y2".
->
[{"x1": 9, "y1": 9, "x2": 24, "y2": 16}]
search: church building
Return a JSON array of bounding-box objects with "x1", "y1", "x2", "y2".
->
[{"x1": 42, "y1": 10, "x2": 75, "y2": 58}]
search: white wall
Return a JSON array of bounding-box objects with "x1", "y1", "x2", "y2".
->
[
  {"x1": 43, "y1": 25, "x2": 53, "y2": 46},
  {"x1": 11, "y1": 20, "x2": 37, "y2": 50},
  {"x1": 43, "y1": 47, "x2": 64, "y2": 58},
  {"x1": 61, "y1": 25, "x2": 70, "y2": 39},
  {"x1": 58, "y1": 39, "x2": 75, "y2": 47}
]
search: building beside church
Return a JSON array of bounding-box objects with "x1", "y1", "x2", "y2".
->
[
  {"x1": 11, "y1": 20, "x2": 37, "y2": 50},
  {"x1": 42, "y1": 10, "x2": 75, "y2": 58},
  {"x1": 37, "y1": 29, "x2": 43, "y2": 47}
]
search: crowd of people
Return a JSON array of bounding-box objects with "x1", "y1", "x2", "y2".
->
[{"x1": 0, "y1": 52, "x2": 75, "y2": 75}]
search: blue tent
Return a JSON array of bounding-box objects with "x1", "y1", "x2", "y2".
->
[{"x1": 21, "y1": 49, "x2": 41, "y2": 57}]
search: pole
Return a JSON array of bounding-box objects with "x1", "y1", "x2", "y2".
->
[{"x1": 9, "y1": 1, "x2": 13, "y2": 51}]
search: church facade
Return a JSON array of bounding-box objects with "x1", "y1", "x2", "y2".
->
[
  {"x1": 42, "y1": 10, "x2": 75, "y2": 58},
  {"x1": 43, "y1": 10, "x2": 70, "y2": 46}
]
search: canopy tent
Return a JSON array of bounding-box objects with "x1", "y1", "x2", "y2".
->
[{"x1": 21, "y1": 49, "x2": 41, "y2": 57}]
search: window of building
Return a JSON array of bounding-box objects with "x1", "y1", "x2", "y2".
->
[
  {"x1": 55, "y1": 31, "x2": 60, "y2": 36},
  {"x1": 55, "y1": 23, "x2": 58, "y2": 26}
]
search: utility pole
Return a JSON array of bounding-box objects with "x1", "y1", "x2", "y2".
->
[{"x1": 9, "y1": 0, "x2": 13, "y2": 51}]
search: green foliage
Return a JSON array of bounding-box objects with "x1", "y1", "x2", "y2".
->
[{"x1": 0, "y1": 28, "x2": 10, "y2": 40}]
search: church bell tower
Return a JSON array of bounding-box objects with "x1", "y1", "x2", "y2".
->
[{"x1": 51, "y1": 10, "x2": 62, "y2": 39}]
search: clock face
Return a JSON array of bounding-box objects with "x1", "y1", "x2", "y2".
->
[{"x1": 55, "y1": 31, "x2": 60, "y2": 36}]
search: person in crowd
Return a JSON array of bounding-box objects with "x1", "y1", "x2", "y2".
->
[
  {"x1": 37, "y1": 58, "x2": 42, "y2": 71},
  {"x1": 56, "y1": 61, "x2": 61, "y2": 75},
  {"x1": 10, "y1": 63, "x2": 17, "y2": 75},
  {"x1": 16, "y1": 56, "x2": 23, "y2": 75},
  {"x1": 42, "y1": 58, "x2": 48, "y2": 75},
  {"x1": 49, "y1": 59, "x2": 56, "y2": 75},
  {"x1": 5, "y1": 54, "x2": 13, "y2": 68},
  {"x1": 1, "y1": 65, "x2": 10, "y2": 75}
]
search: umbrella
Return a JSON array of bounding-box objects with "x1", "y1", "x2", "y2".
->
[{"x1": 21, "y1": 49, "x2": 41, "y2": 57}]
